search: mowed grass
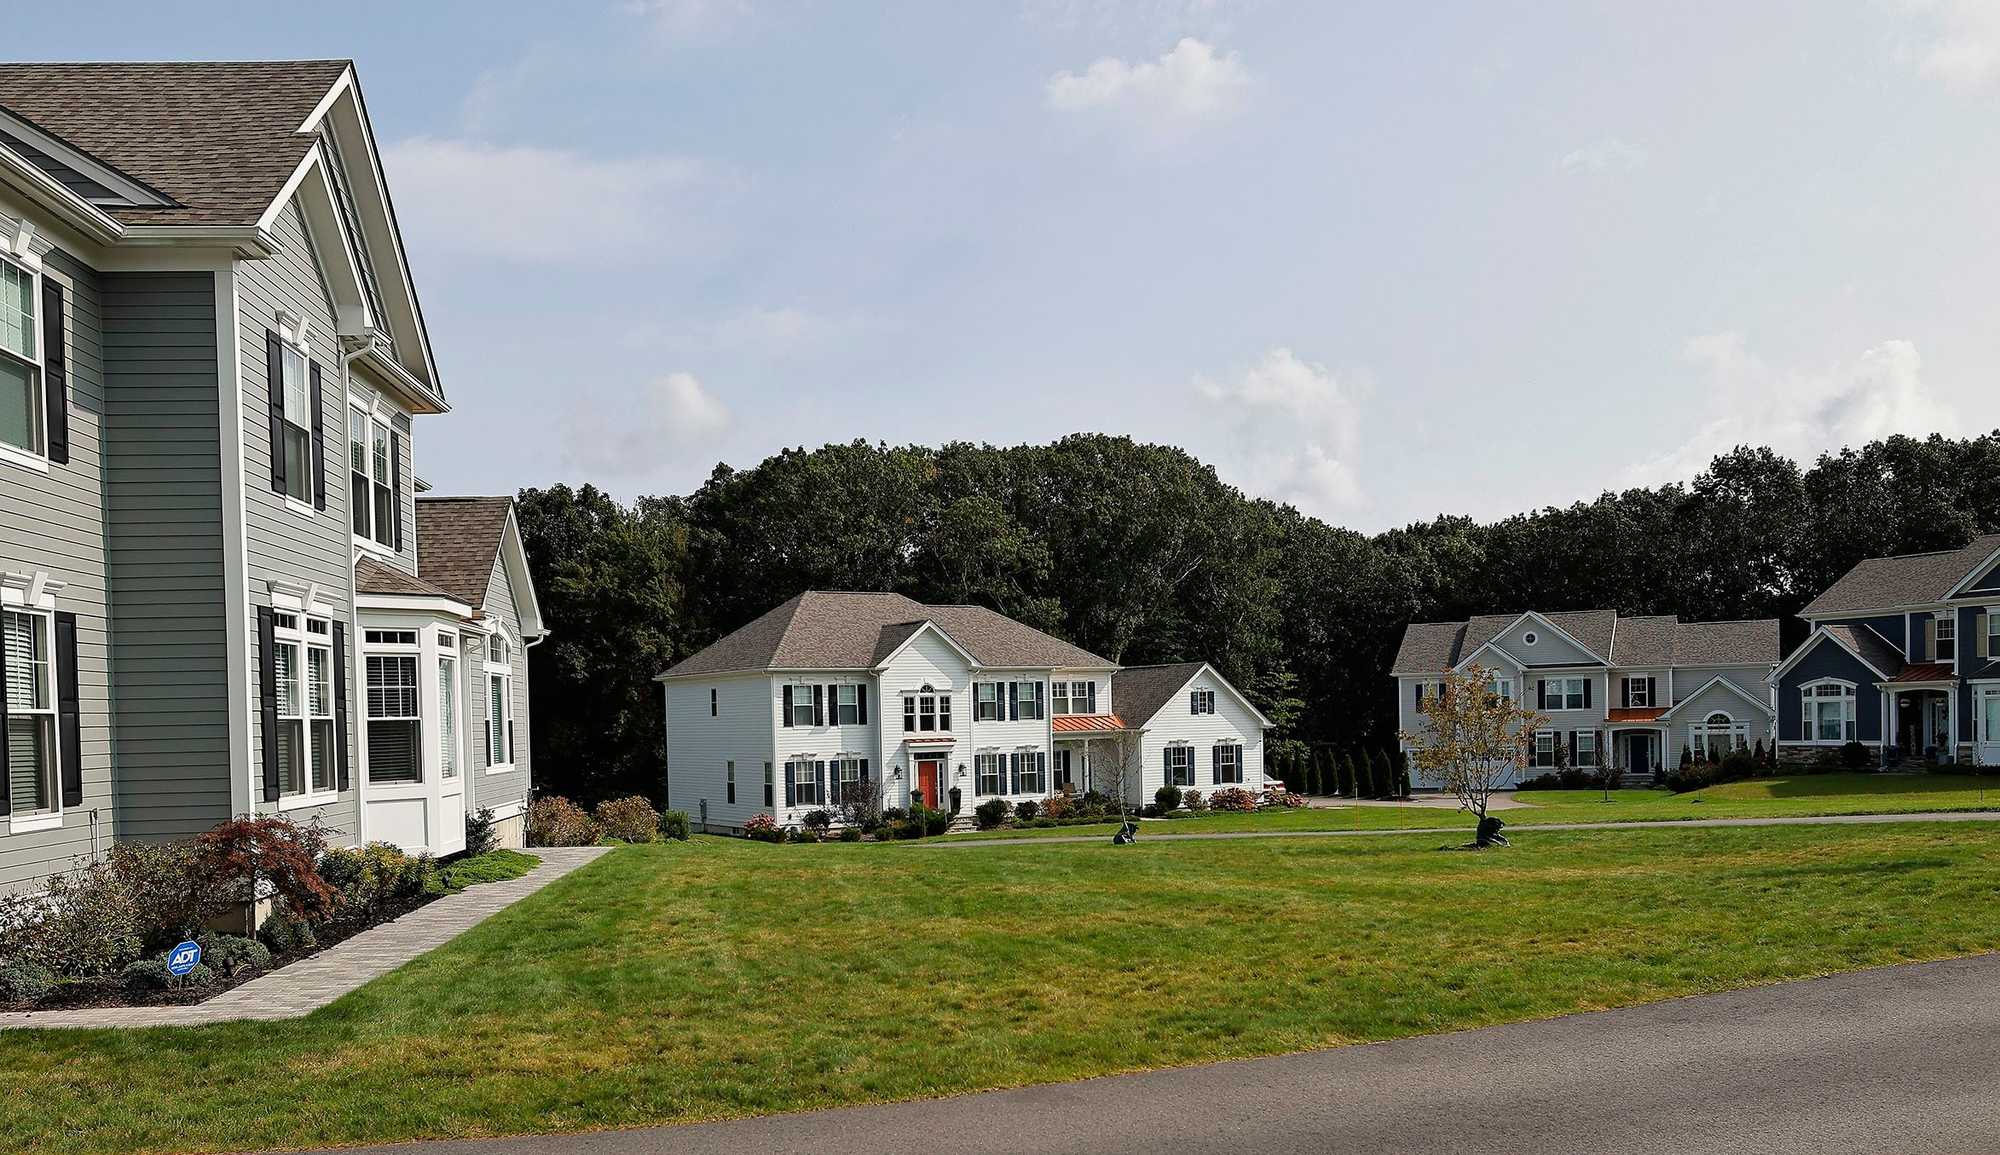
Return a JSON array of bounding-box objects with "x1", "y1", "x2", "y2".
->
[
  {"x1": 947, "y1": 772, "x2": 2000, "y2": 839},
  {"x1": 8, "y1": 825, "x2": 2000, "y2": 1153}
]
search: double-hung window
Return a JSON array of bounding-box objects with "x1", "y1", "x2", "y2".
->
[
  {"x1": 790, "y1": 683, "x2": 819, "y2": 728},
  {"x1": 1573, "y1": 730, "x2": 1598, "y2": 768},
  {"x1": 1533, "y1": 730, "x2": 1557, "y2": 769},
  {"x1": 790, "y1": 760, "x2": 821, "y2": 806},
  {"x1": 975, "y1": 753, "x2": 1003, "y2": 795},
  {"x1": 1213, "y1": 742, "x2": 1242, "y2": 784},
  {"x1": 0, "y1": 255, "x2": 44, "y2": 459},
  {"x1": 833, "y1": 757, "x2": 862, "y2": 803},
  {"x1": 1542, "y1": 677, "x2": 1588, "y2": 710},
  {"x1": 437, "y1": 632, "x2": 458, "y2": 781},
  {"x1": 1051, "y1": 681, "x2": 1070, "y2": 715},
  {"x1": 486, "y1": 632, "x2": 514, "y2": 768},
  {"x1": 273, "y1": 613, "x2": 336, "y2": 798},
  {"x1": 1015, "y1": 682, "x2": 1042, "y2": 720},
  {"x1": 1936, "y1": 616, "x2": 1957, "y2": 662},
  {"x1": 833, "y1": 683, "x2": 860, "y2": 725},
  {"x1": 349, "y1": 404, "x2": 396, "y2": 549},
  {"x1": 1052, "y1": 680, "x2": 1094, "y2": 715},
  {"x1": 3, "y1": 609, "x2": 57, "y2": 813},
  {"x1": 1189, "y1": 688, "x2": 1216, "y2": 715},
  {"x1": 1017, "y1": 751, "x2": 1046, "y2": 794},
  {"x1": 1166, "y1": 745, "x2": 1194, "y2": 786},
  {"x1": 1489, "y1": 674, "x2": 1515, "y2": 703},
  {"x1": 276, "y1": 330, "x2": 312, "y2": 506},
  {"x1": 1624, "y1": 677, "x2": 1651, "y2": 708},
  {"x1": 902, "y1": 692, "x2": 951, "y2": 732},
  {"x1": 726, "y1": 760, "x2": 736, "y2": 804},
  {"x1": 365, "y1": 634, "x2": 421, "y2": 784},
  {"x1": 975, "y1": 681, "x2": 1000, "y2": 721}
]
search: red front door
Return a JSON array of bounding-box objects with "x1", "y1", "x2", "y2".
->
[{"x1": 917, "y1": 758, "x2": 942, "y2": 809}]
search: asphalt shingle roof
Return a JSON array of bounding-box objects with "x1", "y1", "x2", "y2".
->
[
  {"x1": 1821, "y1": 624, "x2": 1906, "y2": 678},
  {"x1": 1802, "y1": 535, "x2": 2000, "y2": 616},
  {"x1": 0, "y1": 60, "x2": 349, "y2": 226},
  {"x1": 1393, "y1": 612, "x2": 1778, "y2": 674},
  {"x1": 1109, "y1": 662, "x2": 1208, "y2": 729},
  {"x1": 415, "y1": 496, "x2": 513, "y2": 612},
  {"x1": 354, "y1": 556, "x2": 458, "y2": 601},
  {"x1": 661, "y1": 592, "x2": 1116, "y2": 679}
]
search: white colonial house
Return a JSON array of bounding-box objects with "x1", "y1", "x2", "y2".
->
[{"x1": 657, "y1": 591, "x2": 1269, "y2": 832}]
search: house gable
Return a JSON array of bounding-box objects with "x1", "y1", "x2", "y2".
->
[{"x1": 1483, "y1": 611, "x2": 1603, "y2": 668}]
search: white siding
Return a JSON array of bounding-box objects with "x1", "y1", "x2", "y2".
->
[
  {"x1": 874, "y1": 631, "x2": 972, "y2": 810},
  {"x1": 666, "y1": 674, "x2": 775, "y2": 831},
  {"x1": 1135, "y1": 671, "x2": 1265, "y2": 805}
]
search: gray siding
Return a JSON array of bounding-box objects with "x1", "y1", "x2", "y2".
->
[
  {"x1": 101, "y1": 269, "x2": 230, "y2": 845},
  {"x1": 0, "y1": 237, "x2": 113, "y2": 890},
  {"x1": 1670, "y1": 666, "x2": 1771, "y2": 710},
  {"x1": 235, "y1": 199, "x2": 357, "y2": 839},
  {"x1": 470, "y1": 550, "x2": 531, "y2": 814}
]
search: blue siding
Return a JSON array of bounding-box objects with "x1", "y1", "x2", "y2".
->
[
  {"x1": 1965, "y1": 555, "x2": 2000, "y2": 595},
  {"x1": 1962, "y1": 605, "x2": 1981, "y2": 743},
  {"x1": 1777, "y1": 634, "x2": 1884, "y2": 743},
  {"x1": 1821, "y1": 615, "x2": 1907, "y2": 661}
]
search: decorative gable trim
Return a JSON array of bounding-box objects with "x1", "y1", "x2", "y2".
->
[
  {"x1": 1943, "y1": 542, "x2": 2000, "y2": 601},
  {"x1": 1660, "y1": 674, "x2": 1774, "y2": 720},
  {"x1": 1770, "y1": 626, "x2": 1894, "y2": 685},
  {"x1": 1483, "y1": 609, "x2": 1608, "y2": 665},
  {"x1": 871, "y1": 620, "x2": 979, "y2": 673},
  {"x1": 1125, "y1": 662, "x2": 1273, "y2": 730},
  {"x1": 1450, "y1": 639, "x2": 1525, "y2": 674}
]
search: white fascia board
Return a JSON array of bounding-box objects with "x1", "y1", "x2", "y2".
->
[{"x1": 1660, "y1": 675, "x2": 1775, "y2": 720}]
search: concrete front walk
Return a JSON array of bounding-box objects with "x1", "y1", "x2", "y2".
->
[
  {"x1": 273, "y1": 951, "x2": 2000, "y2": 1155},
  {"x1": 0, "y1": 846, "x2": 611, "y2": 1031},
  {"x1": 932, "y1": 808, "x2": 2000, "y2": 847}
]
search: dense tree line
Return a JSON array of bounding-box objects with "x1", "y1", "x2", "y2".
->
[{"x1": 515, "y1": 431, "x2": 2000, "y2": 803}]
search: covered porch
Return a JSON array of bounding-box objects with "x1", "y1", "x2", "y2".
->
[
  {"x1": 1882, "y1": 665, "x2": 1959, "y2": 763},
  {"x1": 1051, "y1": 713, "x2": 1132, "y2": 800},
  {"x1": 1605, "y1": 708, "x2": 1668, "y2": 779}
]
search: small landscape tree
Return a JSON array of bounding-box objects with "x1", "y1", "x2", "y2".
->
[
  {"x1": 1400, "y1": 663, "x2": 1549, "y2": 847},
  {"x1": 1338, "y1": 751, "x2": 1357, "y2": 797}
]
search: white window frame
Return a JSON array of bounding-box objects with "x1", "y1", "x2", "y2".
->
[
  {"x1": 348, "y1": 395, "x2": 397, "y2": 554},
  {"x1": 485, "y1": 629, "x2": 514, "y2": 772},
  {"x1": 975, "y1": 681, "x2": 1000, "y2": 721},
  {"x1": 275, "y1": 319, "x2": 314, "y2": 513},
  {"x1": 364, "y1": 630, "x2": 423, "y2": 785},
  {"x1": 3, "y1": 606, "x2": 60, "y2": 826},
  {"x1": 1488, "y1": 673, "x2": 1515, "y2": 703},
  {"x1": 1051, "y1": 681, "x2": 1070, "y2": 715},
  {"x1": 1544, "y1": 677, "x2": 1587, "y2": 711},
  {"x1": 902, "y1": 691, "x2": 951, "y2": 733},
  {"x1": 832, "y1": 756, "x2": 862, "y2": 803},
  {"x1": 1690, "y1": 710, "x2": 1751, "y2": 760},
  {"x1": 1213, "y1": 742, "x2": 1243, "y2": 784},
  {"x1": 1166, "y1": 744, "x2": 1195, "y2": 787},
  {"x1": 790, "y1": 682, "x2": 820, "y2": 728},
  {"x1": 833, "y1": 682, "x2": 861, "y2": 726},
  {"x1": 1935, "y1": 614, "x2": 1957, "y2": 662},
  {"x1": 1799, "y1": 679, "x2": 1858, "y2": 745},
  {"x1": 1190, "y1": 688, "x2": 1216, "y2": 715},
  {"x1": 789, "y1": 759, "x2": 821, "y2": 806},
  {"x1": 975, "y1": 752, "x2": 1004, "y2": 795},
  {"x1": 1533, "y1": 729, "x2": 1557, "y2": 769},
  {"x1": 0, "y1": 251, "x2": 47, "y2": 472},
  {"x1": 272, "y1": 612, "x2": 338, "y2": 808},
  {"x1": 1015, "y1": 681, "x2": 1042, "y2": 721},
  {"x1": 437, "y1": 632, "x2": 459, "y2": 782},
  {"x1": 1988, "y1": 607, "x2": 2000, "y2": 659},
  {"x1": 1573, "y1": 730, "x2": 1598, "y2": 768},
  {"x1": 1017, "y1": 749, "x2": 1046, "y2": 794},
  {"x1": 1624, "y1": 677, "x2": 1651, "y2": 708}
]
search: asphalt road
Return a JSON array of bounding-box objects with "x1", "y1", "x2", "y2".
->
[{"x1": 279, "y1": 951, "x2": 2000, "y2": 1155}]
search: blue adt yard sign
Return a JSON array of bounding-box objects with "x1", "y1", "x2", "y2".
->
[{"x1": 166, "y1": 940, "x2": 202, "y2": 977}]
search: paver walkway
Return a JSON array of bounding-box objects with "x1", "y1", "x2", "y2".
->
[
  {"x1": 932, "y1": 808, "x2": 2000, "y2": 847},
  {"x1": 0, "y1": 845, "x2": 611, "y2": 1030}
]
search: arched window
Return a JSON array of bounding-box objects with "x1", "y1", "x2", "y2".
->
[
  {"x1": 1689, "y1": 709, "x2": 1749, "y2": 761},
  {"x1": 1801, "y1": 680, "x2": 1856, "y2": 744}
]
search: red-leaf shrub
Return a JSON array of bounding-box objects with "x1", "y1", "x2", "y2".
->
[
  {"x1": 1209, "y1": 787, "x2": 1258, "y2": 812},
  {"x1": 196, "y1": 816, "x2": 336, "y2": 924}
]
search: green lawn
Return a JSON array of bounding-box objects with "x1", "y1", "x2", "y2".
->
[
  {"x1": 7, "y1": 823, "x2": 2000, "y2": 1153},
  {"x1": 947, "y1": 772, "x2": 2000, "y2": 839}
]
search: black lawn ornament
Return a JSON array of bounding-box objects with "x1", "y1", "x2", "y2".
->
[{"x1": 1112, "y1": 818, "x2": 1138, "y2": 845}]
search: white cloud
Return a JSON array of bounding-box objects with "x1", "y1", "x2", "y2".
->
[
  {"x1": 620, "y1": 0, "x2": 753, "y2": 41},
  {"x1": 1558, "y1": 137, "x2": 1648, "y2": 175},
  {"x1": 1193, "y1": 347, "x2": 1366, "y2": 515},
  {"x1": 564, "y1": 371, "x2": 732, "y2": 477},
  {"x1": 1045, "y1": 38, "x2": 1251, "y2": 136},
  {"x1": 621, "y1": 306, "x2": 888, "y2": 356},
  {"x1": 381, "y1": 137, "x2": 710, "y2": 263},
  {"x1": 1620, "y1": 333, "x2": 1961, "y2": 485},
  {"x1": 1899, "y1": 0, "x2": 2000, "y2": 90}
]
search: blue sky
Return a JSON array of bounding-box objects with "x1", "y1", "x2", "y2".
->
[{"x1": 24, "y1": 1, "x2": 2000, "y2": 530}]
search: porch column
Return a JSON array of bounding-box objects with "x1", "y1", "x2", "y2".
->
[
  {"x1": 1948, "y1": 691, "x2": 1958, "y2": 763},
  {"x1": 1881, "y1": 693, "x2": 1891, "y2": 765}
]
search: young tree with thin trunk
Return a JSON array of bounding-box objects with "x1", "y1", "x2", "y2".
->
[{"x1": 1400, "y1": 664, "x2": 1549, "y2": 847}]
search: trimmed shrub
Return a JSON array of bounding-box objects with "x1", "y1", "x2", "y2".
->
[
  {"x1": 1042, "y1": 789, "x2": 1074, "y2": 820},
  {"x1": 974, "y1": 799, "x2": 1010, "y2": 830},
  {"x1": 1840, "y1": 740, "x2": 1871, "y2": 770},
  {"x1": 121, "y1": 956, "x2": 215, "y2": 995},
  {"x1": 1338, "y1": 752, "x2": 1356, "y2": 797},
  {"x1": 1014, "y1": 800, "x2": 1040, "y2": 822},
  {"x1": 743, "y1": 813, "x2": 785, "y2": 842},
  {"x1": 0, "y1": 860, "x2": 143, "y2": 978},
  {"x1": 107, "y1": 840, "x2": 230, "y2": 952},
  {"x1": 789, "y1": 825, "x2": 820, "y2": 844},
  {"x1": 596, "y1": 796, "x2": 663, "y2": 843},
  {"x1": 0, "y1": 958, "x2": 54, "y2": 1004},
  {"x1": 801, "y1": 809, "x2": 835, "y2": 835},
  {"x1": 441, "y1": 850, "x2": 539, "y2": 889},
  {"x1": 195, "y1": 933, "x2": 272, "y2": 978},
  {"x1": 1155, "y1": 784, "x2": 1183, "y2": 813},
  {"x1": 257, "y1": 900, "x2": 317, "y2": 956},
  {"x1": 1210, "y1": 786, "x2": 1258, "y2": 812},
  {"x1": 660, "y1": 810, "x2": 691, "y2": 841},
  {"x1": 837, "y1": 827, "x2": 863, "y2": 842},
  {"x1": 464, "y1": 808, "x2": 501, "y2": 857},
  {"x1": 925, "y1": 809, "x2": 951, "y2": 837},
  {"x1": 1183, "y1": 789, "x2": 1207, "y2": 812},
  {"x1": 528, "y1": 796, "x2": 601, "y2": 847}
]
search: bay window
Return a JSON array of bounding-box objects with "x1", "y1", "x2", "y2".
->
[
  {"x1": 367, "y1": 649, "x2": 421, "y2": 783},
  {"x1": 3, "y1": 609, "x2": 56, "y2": 813},
  {"x1": 0, "y1": 255, "x2": 43, "y2": 457},
  {"x1": 437, "y1": 633, "x2": 458, "y2": 780}
]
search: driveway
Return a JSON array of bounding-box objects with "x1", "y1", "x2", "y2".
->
[{"x1": 274, "y1": 951, "x2": 2000, "y2": 1155}]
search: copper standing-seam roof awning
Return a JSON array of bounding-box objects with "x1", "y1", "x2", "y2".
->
[
  {"x1": 1887, "y1": 663, "x2": 1958, "y2": 684},
  {"x1": 1605, "y1": 707, "x2": 1669, "y2": 723},
  {"x1": 1052, "y1": 714, "x2": 1129, "y2": 733}
]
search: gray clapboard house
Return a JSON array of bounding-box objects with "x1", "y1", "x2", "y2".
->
[{"x1": 0, "y1": 61, "x2": 542, "y2": 891}]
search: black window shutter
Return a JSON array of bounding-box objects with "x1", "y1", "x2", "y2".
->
[
  {"x1": 1034, "y1": 681, "x2": 1044, "y2": 719},
  {"x1": 508, "y1": 717, "x2": 515, "y2": 763},
  {"x1": 1087, "y1": 682, "x2": 1098, "y2": 713},
  {"x1": 333, "y1": 622, "x2": 350, "y2": 792},
  {"x1": 784, "y1": 763, "x2": 795, "y2": 807},
  {"x1": 389, "y1": 430, "x2": 404, "y2": 551},
  {"x1": 309, "y1": 362, "x2": 326, "y2": 511},
  {"x1": 55, "y1": 612, "x2": 81, "y2": 808},
  {"x1": 814, "y1": 760, "x2": 826, "y2": 803},
  {"x1": 857, "y1": 685, "x2": 868, "y2": 725},
  {"x1": 1621, "y1": 679, "x2": 1631, "y2": 708},
  {"x1": 812, "y1": 684, "x2": 824, "y2": 726},
  {"x1": 1208, "y1": 744, "x2": 1218, "y2": 786},
  {"x1": 1536, "y1": 680, "x2": 1547, "y2": 709},
  {"x1": 1163, "y1": 746, "x2": 1172, "y2": 782},
  {"x1": 1008, "y1": 682, "x2": 1019, "y2": 721},
  {"x1": 0, "y1": 609, "x2": 10, "y2": 816},
  {"x1": 782, "y1": 684, "x2": 794, "y2": 727},
  {"x1": 266, "y1": 332, "x2": 286, "y2": 494},
  {"x1": 1415, "y1": 683, "x2": 1424, "y2": 709},
  {"x1": 1008, "y1": 752, "x2": 1020, "y2": 794},
  {"x1": 1648, "y1": 677, "x2": 1658, "y2": 707},
  {"x1": 1583, "y1": 679, "x2": 1593, "y2": 708},
  {"x1": 859, "y1": 758, "x2": 870, "y2": 781},
  {"x1": 41, "y1": 279, "x2": 67, "y2": 464},
  {"x1": 258, "y1": 606, "x2": 280, "y2": 803}
]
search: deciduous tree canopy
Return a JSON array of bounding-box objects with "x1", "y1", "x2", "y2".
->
[{"x1": 516, "y1": 431, "x2": 2000, "y2": 803}]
